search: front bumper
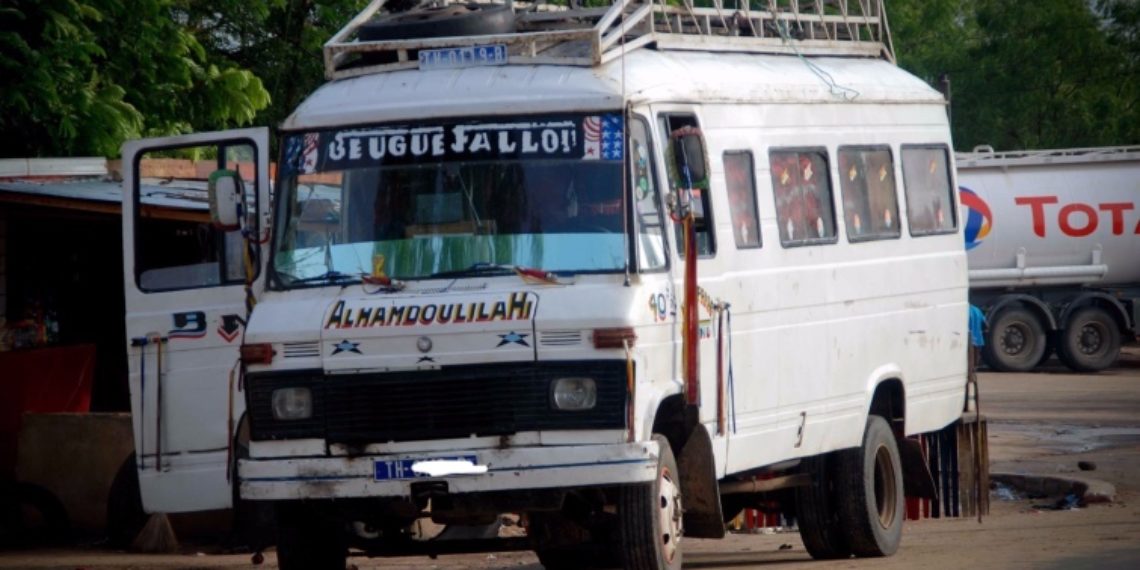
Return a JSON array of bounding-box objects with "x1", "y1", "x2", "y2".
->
[{"x1": 239, "y1": 441, "x2": 659, "y2": 501}]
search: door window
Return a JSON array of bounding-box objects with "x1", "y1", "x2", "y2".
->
[
  {"x1": 135, "y1": 142, "x2": 259, "y2": 291},
  {"x1": 657, "y1": 114, "x2": 715, "y2": 257},
  {"x1": 630, "y1": 117, "x2": 668, "y2": 271}
]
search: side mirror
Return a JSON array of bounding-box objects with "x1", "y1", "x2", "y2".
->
[
  {"x1": 671, "y1": 127, "x2": 708, "y2": 185},
  {"x1": 208, "y1": 169, "x2": 244, "y2": 230}
]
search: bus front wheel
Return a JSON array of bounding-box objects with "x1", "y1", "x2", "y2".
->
[{"x1": 618, "y1": 434, "x2": 683, "y2": 570}]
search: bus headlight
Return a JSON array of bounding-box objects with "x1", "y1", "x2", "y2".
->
[
  {"x1": 271, "y1": 387, "x2": 313, "y2": 420},
  {"x1": 552, "y1": 377, "x2": 597, "y2": 411}
]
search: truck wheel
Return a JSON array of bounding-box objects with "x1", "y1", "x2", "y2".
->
[
  {"x1": 275, "y1": 501, "x2": 346, "y2": 570},
  {"x1": 983, "y1": 307, "x2": 1047, "y2": 372},
  {"x1": 1, "y1": 481, "x2": 71, "y2": 548},
  {"x1": 833, "y1": 416, "x2": 904, "y2": 557},
  {"x1": 618, "y1": 434, "x2": 682, "y2": 570},
  {"x1": 1036, "y1": 335, "x2": 1056, "y2": 367},
  {"x1": 795, "y1": 454, "x2": 851, "y2": 559},
  {"x1": 1057, "y1": 307, "x2": 1121, "y2": 372}
]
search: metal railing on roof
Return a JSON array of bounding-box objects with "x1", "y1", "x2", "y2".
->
[
  {"x1": 956, "y1": 145, "x2": 1140, "y2": 168},
  {"x1": 324, "y1": 0, "x2": 894, "y2": 80}
]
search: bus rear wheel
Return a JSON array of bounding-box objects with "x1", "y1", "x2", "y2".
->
[
  {"x1": 795, "y1": 454, "x2": 851, "y2": 559},
  {"x1": 833, "y1": 416, "x2": 904, "y2": 557}
]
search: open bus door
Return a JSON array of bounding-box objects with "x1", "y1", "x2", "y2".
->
[{"x1": 121, "y1": 128, "x2": 270, "y2": 512}]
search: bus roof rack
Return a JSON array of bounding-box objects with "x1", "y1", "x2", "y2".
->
[{"x1": 324, "y1": 0, "x2": 895, "y2": 80}]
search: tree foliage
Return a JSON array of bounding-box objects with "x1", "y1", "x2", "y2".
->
[
  {"x1": 0, "y1": 0, "x2": 270, "y2": 157},
  {"x1": 4, "y1": 1, "x2": 1136, "y2": 157},
  {"x1": 889, "y1": 0, "x2": 1140, "y2": 150},
  {"x1": 178, "y1": 1, "x2": 369, "y2": 143}
]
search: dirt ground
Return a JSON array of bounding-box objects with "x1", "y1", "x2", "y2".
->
[{"x1": 3, "y1": 349, "x2": 1139, "y2": 569}]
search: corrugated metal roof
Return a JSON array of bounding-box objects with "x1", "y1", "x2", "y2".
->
[{"x1": 0, "y1": 178, "x2": 208, "y2": 211}]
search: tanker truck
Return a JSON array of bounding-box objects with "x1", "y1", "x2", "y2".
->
[{"x1": 957, "y1": 145, "x2": 1140, "y2": 372}]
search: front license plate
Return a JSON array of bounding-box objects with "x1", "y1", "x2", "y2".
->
[
  {"x1": 373, "y1": 455, "x2": 478, "y2": 481},
  {"x1": 418, "y1": 44, "x2": 508, "y2": 70}
]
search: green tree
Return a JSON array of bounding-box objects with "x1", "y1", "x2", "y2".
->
[
  {"x1": 0, "y1": 0, "x2": 269, "y2": 158},
  {"x1": 178, "y1": 0, "x2": 368, "y2": 138},
  {"x1": 887, "y1": 0, "x2": 975, "y2": 85},
  {"x1": 889, "y1": 0, "x2": 1140, "y2": 150}
]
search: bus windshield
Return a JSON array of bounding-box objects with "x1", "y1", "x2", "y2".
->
[{"x1": 272, "y1": 114, "x2": 627, "y2": 286}]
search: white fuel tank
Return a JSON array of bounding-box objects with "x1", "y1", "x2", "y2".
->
[{"x1": 957, "y1": 146, "x2": 1140, "y2": 289}]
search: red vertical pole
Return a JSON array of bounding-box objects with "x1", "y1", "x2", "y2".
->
[{"x1": 682, "y1": 214, "x2": 700, "y2": 406}]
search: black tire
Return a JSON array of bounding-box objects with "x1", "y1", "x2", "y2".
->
[
  {"x1": 618, "y1": 434, "x2": 682, "y2": 570},
  {"x1": 106, "y1": 454, "x2": 147, "y2": 549},
  {"x1": 531, "y1": 507, "x2": 618, "y2": 569},
  {"x1": 1057, "y1": 306, "x2": 1122, "y2": 372},
  {"x1": 358, "y1": 3, "x2": 516, "y2": 41},
  {"x1": 231, "y1": 427, "x2": 276, "y2": 552},
  {"x1": 982, "y1": 307, "x2": 1047, "y2": 372},
  {"x1": 1, "y1": 480, "x2": 71, "y2": 548},
  {"x1": 834, "y1": 416, "x2": 904, "y2": 557},
  {"x1": 275, "y1": 501, "x2": 347, "y2": 570},
  {"x1": 794, "y1": 454, "x2": 851, "y2": 560},
  {"x1": 536, "y1": 547, "x2": 604, "y2": 570}
]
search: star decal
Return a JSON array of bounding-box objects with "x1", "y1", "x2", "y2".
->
[
  {"x1": 332, "y1": 339, "x2": 361, "y2": 355},
  {"x1": 496, "y1": 331, "x2": 530, "y2": 348}
]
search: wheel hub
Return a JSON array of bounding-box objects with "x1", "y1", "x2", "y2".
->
[
  {"x1": 658, "y1": 466, "x2": 682, "y2": 562},
  {"x1": 1001, "y1": 324, "x2": 1028, "y2": 355},
  {"x1": 873, "y1": 445, "x2": 898, "y2": 529},
  {"x1": 1079, "y1": 324, "x2": 1105, "y2": 355}
]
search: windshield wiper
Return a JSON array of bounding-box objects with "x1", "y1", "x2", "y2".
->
[
  {"x1": 427, "y1": 262, "x2": 515, "y2": 279},
  {"x1": 277, "y1": 270, "x2": 358, "y2": 286},
  {"x1": 428, "y1": 262, "x2": 562, "y2": 284}
]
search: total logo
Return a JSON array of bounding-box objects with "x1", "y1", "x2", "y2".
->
[{"x1": 959, "y1": 187, "x2": 992, "y2": 250}]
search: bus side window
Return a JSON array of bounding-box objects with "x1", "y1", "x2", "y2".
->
[
  {"x1": 630, "y1": 118, "x2": 668, "y2": 271},
  {"x1": 724, "y1": 150, "x2": 761, "y2": 248},
  {"x1": 902, "y1": 145, "x2": 957, "y2": 235},
  {"x1": 838, "y1": 146, "x2": 900, "y2": 242},
  {"x1": 768, "y1": 148, "x2": 837, "y2": 247},
  {"x1": 657, "y1": 113, "x2": 715, "y2": 257}
]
